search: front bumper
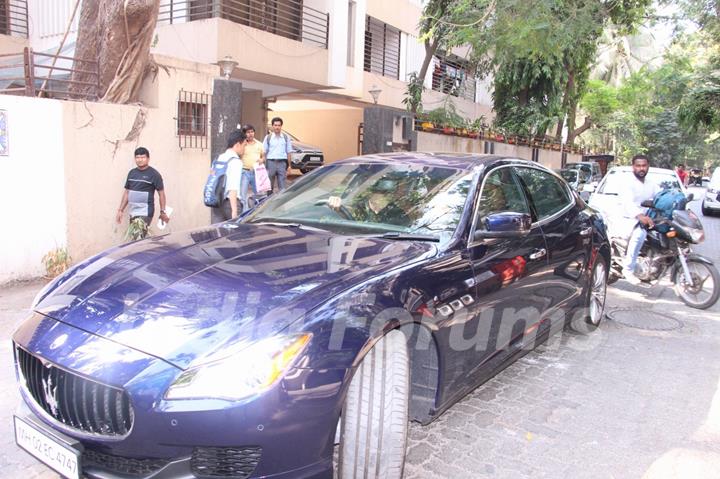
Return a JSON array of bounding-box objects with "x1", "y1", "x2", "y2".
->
[
  {"x1": 704, "y1": 190, "x2": 720, "y2": 210},
  {"x1": 290, "y1": 153, "x2": 324, "y2": 171},
  {"x1": 13, "y1": 315, "x2": 345, "y2": 479}
]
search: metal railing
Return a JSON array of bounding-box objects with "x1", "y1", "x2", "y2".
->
[
  {"x1": 363, "y1": 16, "x2": 400, "y2": 79},
  {"x1": 158, "y1": 0, "x2": 329, "y2": 48},
  {"x1": 0, "y1": 0, "x2": 28, "y2": 38},
  {"x1": 432, "y1": 56, "x2": 476, "y2": 103},
  {"x1": 176, "y1": 89, "x2": 210, "y2": 150},
  {"x1": 0, "y1": 48, "x2": 100, "y2": 101}
]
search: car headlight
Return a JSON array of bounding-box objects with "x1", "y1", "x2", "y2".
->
[{"x1": 165, "y1": 333, "x2": 311, "y2": 401}]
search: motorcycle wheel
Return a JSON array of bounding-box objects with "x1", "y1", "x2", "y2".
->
[{"x1": 674, "y1": 259, "x2": 720, "y2": 310}]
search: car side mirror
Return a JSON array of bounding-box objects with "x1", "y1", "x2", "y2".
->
[
  {"x1": 640, "y1": 199, "x2": 654, "y2": 208},
  {"x1": 686, "y1": 193, "x2": 694, "y2": 202},
  {"x1": 474, "y1": 212, "x2": 532, "y2": 239}
]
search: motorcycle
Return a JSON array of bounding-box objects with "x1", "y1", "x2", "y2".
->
[{"x1": 608, "y1": 196, "x2": 720, "y2": 309}]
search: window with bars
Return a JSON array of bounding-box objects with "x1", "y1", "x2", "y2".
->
[
  {"x1": 363, "y1": 16, "x2": 400, "y2": 79},
  {"x1": 431, "y1": 55, "x2": 477, "y2": 102},
  {"x1": 176, "y1": 90, "x2": 210, "y2": 150}
]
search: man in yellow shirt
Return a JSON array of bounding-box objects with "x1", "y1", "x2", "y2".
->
[{"x1": 240, "y1": 124, "x2": 265, "y2": 213}]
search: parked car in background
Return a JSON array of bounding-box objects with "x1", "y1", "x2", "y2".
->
[
  {"x1": 702, "y1": 167, "x2": 720, "y2": 216},
  {"x1": 557, "y1": 168, "x2": 592, "y2": 200},
  {"x1": 284, "y1": 130, "x2": 324, "y2": 174},
  {"x1": 565, "y1": 161, "x2": 604, "y2": 199},
  {"x1": 588, "y1": 165, "x2": 686, "y2": 235},
  {"x1": 13, "y1": 153, "x2": 610, "y2": 479}
]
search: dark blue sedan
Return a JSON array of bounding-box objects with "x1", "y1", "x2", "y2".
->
[{"x1": 13, "y1": 153, "x2": 610, "y2": 479}]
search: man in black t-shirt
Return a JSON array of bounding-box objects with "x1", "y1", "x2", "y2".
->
[{"x1": 116, "y1": 147, "x2": 169, "y2": 231}]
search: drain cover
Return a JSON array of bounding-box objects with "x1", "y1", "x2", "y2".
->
[{"x1": 606, "y1": 308, "x2": 683, "y2": 331}]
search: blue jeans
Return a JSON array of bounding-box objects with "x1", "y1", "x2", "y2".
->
[
  {"x1": 624, "y1": 224, "x2": 647, "y2": 275},
  {"x1": 240, "y1": 169, "x2": 257, "y2": 213},
  {"x1": 266, "y1": 159, "x2": 287, "y2": 192}
]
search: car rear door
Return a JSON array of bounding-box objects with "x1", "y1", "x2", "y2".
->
[{"x1": 514, "y1": 166, "x2": 592, "y2": 312}]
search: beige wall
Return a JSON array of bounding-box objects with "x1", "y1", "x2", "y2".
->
[
  {"x1": 242, "y1": 90, "x2": 265, "y2": 135},
  {"x1": 367, "y1": 0, "x2": 422, "y2": 35},
  {"x1": 153, "y1": 19, "x2": 330, "y2": 89},
  {"x1": 275, "y1": 108, "x2": 364, "y2": 164},
  {"x1": 0, "y1": 35, "x2": 27, "y2": 55},
  {"x1": 417, "y1": 132, "x2": 578, "y2": 170},
  {"x1": 64, "y1": 55, "x2": 218, "y2": 262}
]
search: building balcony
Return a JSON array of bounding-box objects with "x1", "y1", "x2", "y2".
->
[{"x1": 154, "y1": 0, "x2": 331, "y2": 90}]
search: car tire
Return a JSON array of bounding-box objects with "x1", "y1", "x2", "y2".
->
[
  {"x1": 570, "y1": 256, "x2": 607, "y2": 334},
  {"x1": 702, "y1": 201, "x2": 713, "y2": 216},
  {"x1": 337, "y1": 329, "x2": 409, "y2": 479}
]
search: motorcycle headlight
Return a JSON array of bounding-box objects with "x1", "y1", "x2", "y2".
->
[{"x1": 165, "y1": 333, "x2": 311, "y2": 401}]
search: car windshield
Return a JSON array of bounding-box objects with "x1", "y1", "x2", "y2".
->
[
  {"x1": 560, "y1": 170, "x2": 578, "y2": 182},
  {"x1": 598, "y1": 169, "x2": 681, "y2": 194},
  {"x1": 246, "y1": 162, "x2": 474, "y2": 241},
  {"x1": 566, "y1": 163, "x2": 591, "y2": 174}
]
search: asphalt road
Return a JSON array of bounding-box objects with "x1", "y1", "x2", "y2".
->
[{"x1": 1, "y1": 186, "x2": 719, "y2": 479}]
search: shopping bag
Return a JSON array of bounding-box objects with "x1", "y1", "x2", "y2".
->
[{"x1": 255, "y1": 164, "x2": 271, "y2": 193}]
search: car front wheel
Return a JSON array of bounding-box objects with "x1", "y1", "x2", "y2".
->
[
  {"x1": 337, "y1": 329, "x2": 409, "y2": 479},
  {"x1": 570, "y1": 256, "x2": 607, "y2": 334}
]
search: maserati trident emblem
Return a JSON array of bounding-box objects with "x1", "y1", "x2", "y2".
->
[{"x1": 41, "y1": 369, "x2": 60, "y2": 417}]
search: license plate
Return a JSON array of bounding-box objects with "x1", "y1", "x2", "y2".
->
[
  {"x1": 309, "y1": 156, "x2": 320, "y2": 162},
  {"x1": 14, "y1": 415, "x2": 81, "y2": 479}
]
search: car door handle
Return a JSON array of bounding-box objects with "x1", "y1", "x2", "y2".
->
[
  {"x1": 529, "y1": 248, "x2": 546, "y2": 260},
  {"x1": 579, "y1": 226, "x2": 593, "y2": 236}
]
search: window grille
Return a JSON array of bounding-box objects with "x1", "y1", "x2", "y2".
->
[
  {"x1": 176, "y1": 89, "x2": 210, "y2": 150},
  {"x1": 432, "y1": 55, "x2": 477, "y2": 102},
  {"x1": 363, "y1": 16, "x2": 400, "y2": 79}
]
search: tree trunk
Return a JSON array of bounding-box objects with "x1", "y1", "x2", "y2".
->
[
  {"x1": 71, "y1": 0, "x2": 160, "y2": 103},
  {"x1": 556, "y1": 67, "x2": 575, "y2": 139},
  {"x1": 568, "y1": 115, "x2": 592, "y2": 145}
]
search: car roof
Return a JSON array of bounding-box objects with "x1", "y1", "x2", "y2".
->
[{"x1": 332, "y1": 152, "x2": 543, "y2": 171}]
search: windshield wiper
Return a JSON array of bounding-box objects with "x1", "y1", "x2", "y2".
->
[
  {"x1": 252, "y1": 220, "x2": 301, "y2": 227},
  {"x1": 374, "y1": 232, "x2": 440, "y2": 242}
]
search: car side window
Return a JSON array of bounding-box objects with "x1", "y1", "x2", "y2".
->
[
  {"x1": 474, "y1": 167, "x2": 529, "y2": 229},
  {"x1": 514, "y1": 167, "x2": 572, "y2": 220}
]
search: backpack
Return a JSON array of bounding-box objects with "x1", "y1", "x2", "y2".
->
[
  {"x1": 203, "y1": 154, "x2": 237, "y2": 207},
  {"x1": 649, "y1": 188, "x2": 687, "y2": 230}
]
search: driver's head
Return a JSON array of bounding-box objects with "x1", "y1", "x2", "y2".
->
[{"x1": 631, "y1": 154, "x2": 650, "y2": 180}]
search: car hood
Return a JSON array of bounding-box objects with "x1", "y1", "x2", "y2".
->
[
  {"x1": 34, "y1": 223, "x2": 435, "y2": 369},
  {"x1": 292, "y1": 140, "x2": 322, "y2": 153}
]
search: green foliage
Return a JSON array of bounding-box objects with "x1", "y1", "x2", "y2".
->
[
  {"x1": 580, "y1": 80, "x2": 620, "y2": 125},
  {"x1": 42, "y1": 247, "x2": 71, "y2": 278},
  {"x1": 403, "y1": 72, "x2": 424, "y2": 113}
]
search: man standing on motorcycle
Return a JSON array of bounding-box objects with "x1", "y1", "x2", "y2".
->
[{"x1": 618, "y1": 154, "x2": 661, "y2": 285}]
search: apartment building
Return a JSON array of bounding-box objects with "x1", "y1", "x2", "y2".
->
[{"x1": 0, "y1": 0, "x2": 574, "y2": 282}]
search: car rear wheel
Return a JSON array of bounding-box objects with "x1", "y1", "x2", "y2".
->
[
  {"x1": 337, "y1": 330, "x2": 409, "y2": 479},
  {"x1": 570, "y1": 257, "x2": 607, "y2": 334}
]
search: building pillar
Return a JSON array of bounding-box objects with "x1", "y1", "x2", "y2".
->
[
  {"x1": 362, "y1": 106, "x2": 417, "y2": 154},
  {"x1": 210, "y1": 78, "x2": 243, "y2": 223}
]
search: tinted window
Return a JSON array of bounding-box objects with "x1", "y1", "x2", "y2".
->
[
  {"x1": 514, "y1": 167, "x2": 572, "y2": 220},
  {"x1": 475, "y1": 167, "x2": 529, "y2": 228},
  {"x1": 247, "y1": 162, "x2": 473, "y2": 241}
]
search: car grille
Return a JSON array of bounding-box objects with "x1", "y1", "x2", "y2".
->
[
  {"x1": 191, "y1": 447, "x2": 262, "y2": 478},
  {"x1": 83, "y1": 449, "x2": 169, "y2": 476},
  {"x1": 16, "y1": 347, "x2": 134, "y2": 436}
]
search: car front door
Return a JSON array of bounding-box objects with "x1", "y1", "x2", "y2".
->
[
  {"x1": 514, "y1": 166, "x2": 593, "y2": 313},
  {"x1": 455, "y1": 165, "x2": 552, "y2": 388}
]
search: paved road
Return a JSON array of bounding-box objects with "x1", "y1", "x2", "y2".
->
[{"x1": 1, "y1": 186, "x2": 719, "y2": 479}]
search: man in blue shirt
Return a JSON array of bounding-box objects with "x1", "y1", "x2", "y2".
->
[{"x1": 263, "y1": 116, "x2": 293, "y2": 193}]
